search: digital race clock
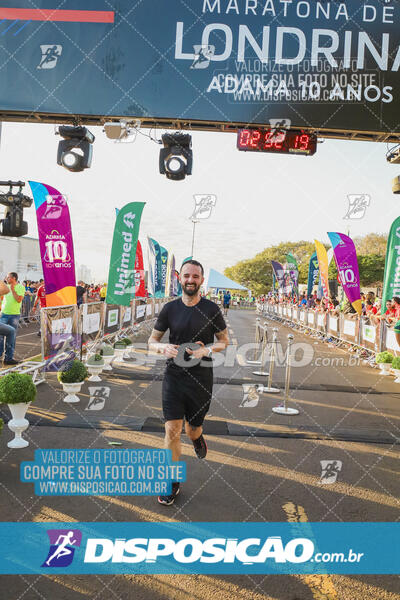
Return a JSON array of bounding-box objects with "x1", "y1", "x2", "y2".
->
[{"x1": 237, "y1": 128, "x2": 317, "y2": 156}]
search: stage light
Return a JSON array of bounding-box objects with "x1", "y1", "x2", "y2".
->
[
  {"x1": 56, "y1": 125, "x2": 95, "y2": 172},
  {"x1": 159, "y1": 133, "x2": 192, "y2": 181},
  {"x1": 0, "y1": 181, "x2": 32, "y2": 237}
]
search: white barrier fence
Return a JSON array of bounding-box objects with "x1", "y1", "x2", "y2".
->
[
  {"x1": 259, "y1": 303, "x2": 398, "y2": 355},
  {"x1": 0, "y1": 298, "x2": 171, "y2": 383}
]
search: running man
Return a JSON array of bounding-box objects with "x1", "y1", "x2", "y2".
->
[
  {"x1": 45, "y1": 531, "x2": 77, "y2": 566},
  {"x1": 223, "y1": 290, "x2": 231, "y2": 316},
  {"x1": 148, "y1": 260, "x2": 229, "y2": 506}
]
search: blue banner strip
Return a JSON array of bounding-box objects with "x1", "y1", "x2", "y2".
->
[{"x1": 0, "y1": 523, "x2": 399, "y2": 574}]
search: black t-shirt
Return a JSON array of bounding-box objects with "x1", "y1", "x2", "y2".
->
[
  {"x1": 76, "y1": 286, "x2": 85, "y2": 305},
  {"x1": 154, "y1": 297, "x2": 226, "y2": 372}
]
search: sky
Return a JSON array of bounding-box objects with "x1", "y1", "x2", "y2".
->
[{"x1": 1, "y1": 121, "x2": 398, "y2": 282}]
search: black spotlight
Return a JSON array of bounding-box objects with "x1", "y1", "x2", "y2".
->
[
  {"x1": 0, "y1": 181, "x2": 32, "y2": 237},
  {"x1": 56, "y1": 125, "x2": 95, "y2": 172},
  {"x1": 159, "y1": 133, "x2": 192, "y2": 181}
]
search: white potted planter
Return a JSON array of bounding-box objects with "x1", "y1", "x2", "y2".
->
[
  {"x1": 380, "y1": 363, "x2": 391, "y2": 376},
  {"x1": 375, "y1": 352, "x2": 394, "y2": 376},
  {"x1": 391, "y1": 358, "x2": 400, "y2": 383},
  {"x1": 0, "y1": 372, "x2": 37, "y2": 449},
  {"x1": 113, "y1": 339, "x2": 131, "y2": 362},
  {"x1": 101, "y1": 344, "x2": 115, "y2": 371},
  {"x1": 62, "y1": 382, "x2": 83, "y2": 403},
  {"x1": 58, "y1": 359, "x2": 89, "y2": 403},
  {"x1": 86, "y1": 354, "x2": 105, "y2": 382}
]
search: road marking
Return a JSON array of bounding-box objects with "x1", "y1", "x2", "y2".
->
[
  {"x1": 282, "y1": 502, "x2": 338, "y2": 600},
  {"x1": 16, "y1": 331, "x2": 38, "y2": 338},
  {"x1": 34, "y1": 506, "x2": 77, "y2": 522}
]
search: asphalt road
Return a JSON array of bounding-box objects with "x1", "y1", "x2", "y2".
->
[{"x1": 0, "y1": 309, "x2": 399, "y2": 599}]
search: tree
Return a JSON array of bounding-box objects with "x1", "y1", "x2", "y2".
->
[
  {"x1": 358, "y1": 254, "x2": 385, "y2": 286},
  {"x1": 224, "y1": 241, "x2": 315, "y2": 294},
  {"x1": 224, "y1": 233, "x2": 387, "y2": 293},
  {"x1": 354, "y1": 233, "x2": 386, "y2": 257}
]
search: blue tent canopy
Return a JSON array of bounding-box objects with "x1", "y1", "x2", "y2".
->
[{"x1": 205, "y1": 269, "x2": 248, "y2": 291}]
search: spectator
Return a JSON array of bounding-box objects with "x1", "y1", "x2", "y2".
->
[
  {"x1": 76, "y1": 280, "x2": 87, "y2": 307},
  {"x1": 377, "y1": 299, "x2": 395, "y2": 323},
  {"x1": 365, "y1": 299, "x2": 377, "y2": 316},
  {"x1": 0, "y1": 280, "x2": 19, "y2": 366},
  {"x1": 307, "y1": 295, "x2": 315, "y2": 309},
  {"x1": 0, "y1": 272, "x2": 25, "y2": 364},
  {"x1": 298, "y1": 292, "x2": 307, "y2": 307},
  {"x1": 342, "y1": 299, "x2": 357, "y2": 318}
]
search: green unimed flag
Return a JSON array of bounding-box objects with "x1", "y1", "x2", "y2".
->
[
  {"x1": 106, "y1": 202, "x2": 145, "y2": 306},
  {"x1": 382, "y1": 216, "x2": 400, "y2": 309}
]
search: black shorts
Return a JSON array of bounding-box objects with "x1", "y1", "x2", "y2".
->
[
  {"x1": 223, "y1": 303, "x2": 230, "y2": 309},
  {"x1": 162, "y1": 366, "x2": 213, "y2": 427}
]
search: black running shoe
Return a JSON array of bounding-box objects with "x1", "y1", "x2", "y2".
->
[
  {"x1": 3, "y1": 358, "x2": 18, "y2": 365},
  {"x1": 158, "y1": 482, "x2": 180, "y2": 506},
  {"x1": 192, "y1": 434, "x2": 207, "y2": 459}
]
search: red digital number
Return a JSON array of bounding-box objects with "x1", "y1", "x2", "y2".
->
[
  {"x1": 264, "y1": 131, "x2": 273, "y2": 148},
  {"x1": 265, "y1": 130, "x2": 285, "y2": 150},
  {"x1": 274, "y1": 132, "x2": 285, "y2": 149},
  {"x1": 239, "y1": 129, "x2": 251, "y2": 147},
  {"x1": 299, "y1": 134, "x2": 309, "y2": 150},
  {"x1": 250, "y1": 130, "x2": 261, "y2": 148},
  {"x1": 294, "y1": 134, "x2": 310, "y2": 150}
]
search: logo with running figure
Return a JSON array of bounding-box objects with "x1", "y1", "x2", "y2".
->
[
  {"x1": 320, "y1": 460, "x2": 342, "y2": 485},
  {"x1": 190, "y1": 45, "x2": 215, "y2": 69},
  {"x1": 190, "y1": 195, "x2": 217, "y2": 220},
  {"x1": 344, "y1": 194, "x2": 370, "y2": 220},
  {"x1": 38, "y1": 45, "x2": 62, "y2": 69},
  {"x1": 42, "y1": 529, "x2": 82, "y2": 567}
]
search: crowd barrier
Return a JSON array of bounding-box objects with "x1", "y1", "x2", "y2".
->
[
  {"x1": 259, "y1": 303, "x2": 398, "y2": 356},
  {"x1": 40, "y1": 298, "x2": 170, "y2": 369},
  {"x1": 19, "y1": 295, "x2": 39, "y2": 326}
]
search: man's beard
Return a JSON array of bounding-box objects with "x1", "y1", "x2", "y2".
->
[{"x1": 183, "y1": 283, "x2": 200, "y2": 296}]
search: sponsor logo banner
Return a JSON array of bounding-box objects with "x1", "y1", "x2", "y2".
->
[
  {"x1": 382, "y1": 216, "x2": 400, "y2": 310},
  {"x1": 147, "y1": 237, "x2": 163, "y2": 298},
  {"x1": 29, "y1": 181, "x2": 76, "y2": 306},
  {"x1": 106, "y1": 203, "x2": 145, "y2": 306},
  {"x1": 0, "y1": 522, "x2": 399, "y2": 575},
  {"x1": 307, "y1": 251, "x2": 319, "y2": 297},
  {"x1": 328, "y1": 232, "x2": 362, "y2": 314},
  {"x1": 314, "y1": 240, "x2": 330, "y2": 300}
]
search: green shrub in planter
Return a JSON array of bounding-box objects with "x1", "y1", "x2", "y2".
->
[
  {"x1": 113, "y1": 341, "x2": 126, "y2": 350},
  {"x1": 57, "y1": 360, "x2": 88, "y2": 384},
  {"x1": 391, "y1": 357, "x2": 400, "y2": 370},
  {"x1": 87, "y1": 353, "x2": 104, "y2": 366},
  {"x1": 100, "y1": 344, "x2": 114, "y2": 356},
  {"x1": 0, "y1": 373, "x2": 37, "y2": 405},
  {"x1": 376, "y1": 351, "x2": 394, "y2": 364},
  {"x1": 120, "y1": 337, "x2": 132, "y2": 346}
]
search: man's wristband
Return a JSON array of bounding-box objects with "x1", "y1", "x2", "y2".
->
[{"x1": 206, "y1": 347, "x2": 213, "y2": 357}]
